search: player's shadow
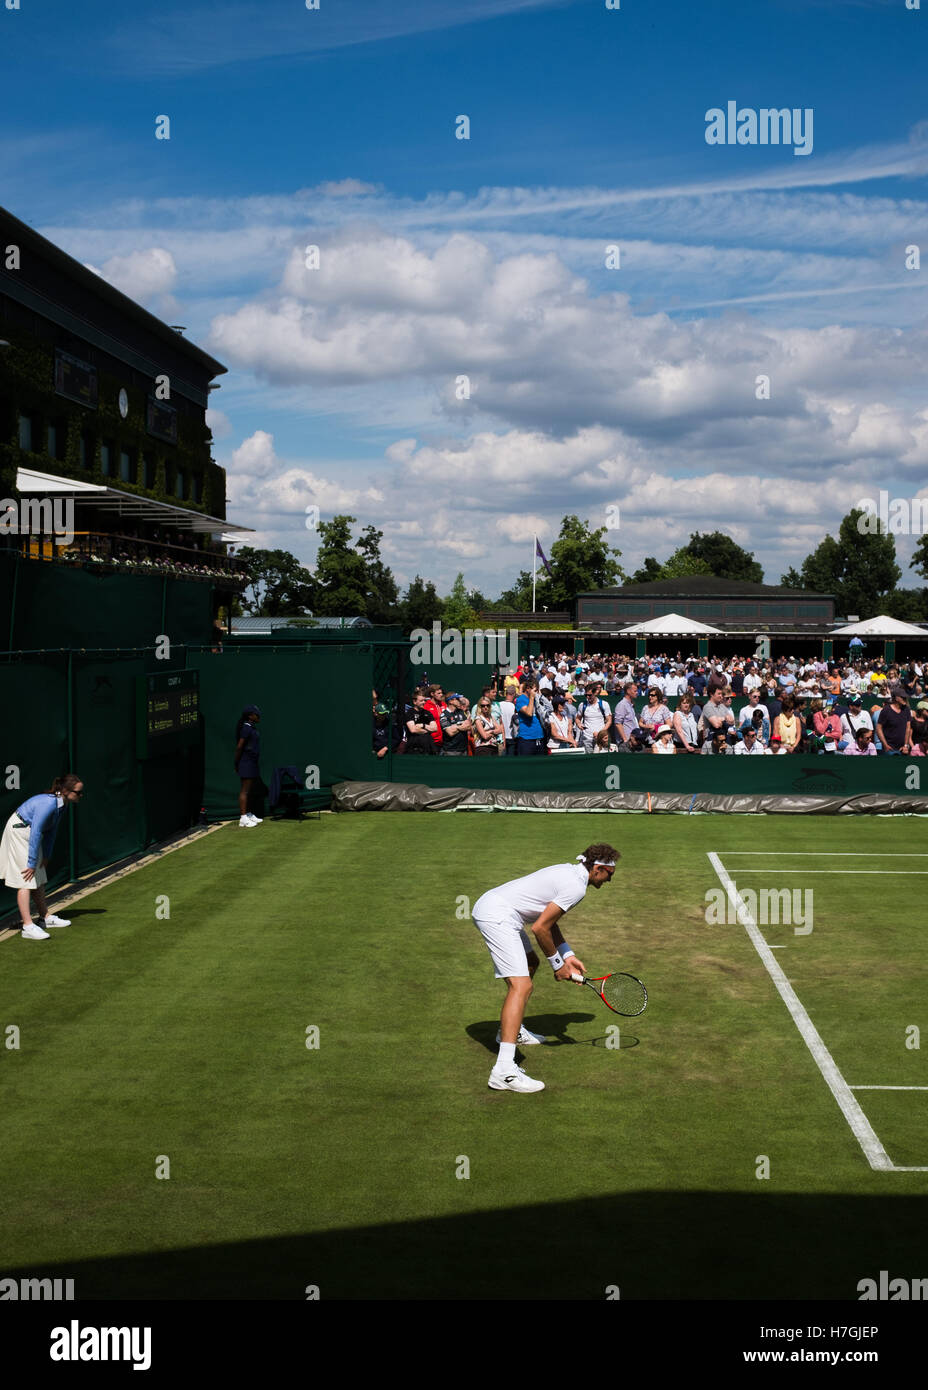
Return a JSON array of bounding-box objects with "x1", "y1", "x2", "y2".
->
[{"x1": 467, "y1": 1013, "x2": 598, "y2": 1053}]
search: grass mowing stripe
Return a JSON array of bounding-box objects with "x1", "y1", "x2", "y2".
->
[{"x1": 707, "y1": 851, "x2": 894, "y2": 1173}]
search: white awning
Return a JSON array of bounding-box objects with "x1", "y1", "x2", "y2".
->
[
  {"x1": 620, "y1": 611, "x2": 724, "y2": 636},
  {"x1": 830, "y1": 615, "x2": 928, "y2": 637},
  {"x1": 14, "y1": 467, "x2": 253, "y2": 536}
]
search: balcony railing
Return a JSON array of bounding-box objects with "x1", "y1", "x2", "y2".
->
[{"x1": 12, "y1": 530, "x2": 249, "y2": 587}]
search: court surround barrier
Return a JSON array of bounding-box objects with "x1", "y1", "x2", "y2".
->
[{"x1": 2, "y1": 638, "x2": 925, "y2": 921}]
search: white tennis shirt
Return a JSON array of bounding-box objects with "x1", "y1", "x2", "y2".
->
[{"x1": 474, "y1": 862, "x2": 590, "y2": 925}]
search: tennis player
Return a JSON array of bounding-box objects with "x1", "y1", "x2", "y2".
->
[
  {"x1": 471, "y1": 843, "x2": 619, "y2": 1092},
  {"x1": 0, "y1": 774, "x2": 84, "y2": 939}
]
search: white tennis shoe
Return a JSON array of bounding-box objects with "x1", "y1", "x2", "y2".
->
[
  {"x1": 21, "y1": 924, "x2": 50, "y2": 940},
  {"x1": 239, "y1": 814, "x2": 257, "y2": 827},
  {"x1": 488, "y1": 1065, "x2": 545, "y2": 1093},
  {"x1": 41, "y1": 914, "x2": 71, "y2": 928},
  {"x1": 495, "y1": 1026, "x2": 547, "y2": 1045}
]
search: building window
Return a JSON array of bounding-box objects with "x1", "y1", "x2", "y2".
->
[
  {"x1": 142, "y1": 455, "x2": 156, "y2": 489},
  {"x1": 120, "y1": 449, "x2": 133, "y2": 482},
  {"x1": 101, "y1": 442, "x2": 112, "y2": 477},
  {"x1": 18, "y1": 414, "x2": 34, "y2": 451},
  {"x1": 191, "y1": 473, "x2": 202, "y2": 504},
  {"x1": 79, "y1": 435, "x2": 93, "y2": 469},
  {"x1": 175, "y1": 468, "x2": 185, "y2": 500}
]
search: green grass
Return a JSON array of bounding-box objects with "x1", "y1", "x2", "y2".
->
[{"x1": 2, "y1": 812, "x2": 927, "y2": 1299}]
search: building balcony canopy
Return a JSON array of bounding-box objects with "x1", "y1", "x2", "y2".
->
[{"x1": 15, "y1": 466, "x2": 252, "y2": 539}]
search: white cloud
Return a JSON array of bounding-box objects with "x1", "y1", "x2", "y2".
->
[{"x1": 97, "y1": 246, "x2": 177, "y2": 303}]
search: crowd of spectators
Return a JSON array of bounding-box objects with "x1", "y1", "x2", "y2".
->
[{"x1": 373, "y1": 650, "x2": 928, "y2": 758}]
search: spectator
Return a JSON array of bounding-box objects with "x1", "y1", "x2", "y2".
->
[
  {"x1": 702, "y1": 730, "x2": 732, "y2": 756},
  {"x1": 840, "y1": 694, "x2": 873, "y2": 745},
  {"x1": 424, "y1": 684, "x2": 446, "y2": 751},
  {"x1": 688, "y1": 666, "x2": 708, "y2": 700},
  {"x1": 499, "y1": 689, "x2": 517, "y2": 756},
  {"x1": 547, "y1": 695, "x2": 582, "y2": 753},
  {"x1": 910, "y1": 699, "x2": 928, "y2": 747},
  {"x1": 579, "y1": 680, "x2": 614, "y2": 753},
  {"x1": 844, "y1": 727, "x2": 877, "y2": 756},
  {"x1": 471, "y1": 685, "x2": 504, "y2": 751},
  {"x1": 737, "y1": 688, "x2": 770, "y2": 741},
  {"x1": 592, "y1": 727, "x2": 620, "y2": 754},
  {"x1": 734, "y1": 726, "x2": 767, "y2": 755},
  {"x1": 617, "y1": 728, "x2": 650, "y2": 753},
  {"x1": 812, "y1": 698, "x2": 846, "y2": 752},
  {"x1": 373, "y1": 695, "x2": 402, "y2": 760},
  {"x1": 768, "y1": 734, "x2": 787, "y2": 754},
  {"x1": 673, "y1": 691, "x2": 700, "y2": 754},
  {"x1": 639, "y1": 686, "x2": 671, "y2": 738},
  {"x1": 651, "y1": 723, "x2": 676, "y2": 755},
  {"x1": 441, "y1": 693, "x2": 473, "y2": 755},
  {"x1": 876, "y1": 686, "x2": 912, "y2": 756},
  {"x1": 698, "y1": 687, "x2": 735, "y2": 744},
  {"x1": 472, "y1": 696, "x2": 504, "y2": 756},
  {"x1": 514, "y1": 679, "x2": 547, "y2": 756},
  {"x1": 405, "y1": 690, "x2": 438, "y2": 754},
  {"x1": 773, "y1": 694, "x2": 803, "y2": 754}
]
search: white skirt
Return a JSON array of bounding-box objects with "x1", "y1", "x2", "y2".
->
[{"x1": 0, "y1": 814, "x2": 47, "y2": 889}]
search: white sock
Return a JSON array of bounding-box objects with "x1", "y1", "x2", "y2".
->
[{"x1": 496, "y1": 1041, "x2": 517, "y2": 1071}]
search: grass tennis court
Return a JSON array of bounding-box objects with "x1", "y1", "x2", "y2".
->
[{"x1": 2, "y1": 811, "x2": 927, "y2": 1300}]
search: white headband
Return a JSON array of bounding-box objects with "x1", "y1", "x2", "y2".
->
[{"x1": 576, "y1": 854, "x2": 616, "y2": 866}]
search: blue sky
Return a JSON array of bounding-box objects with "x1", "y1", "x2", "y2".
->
[{"x1": 3, "y1": 0, "x2": 928, "y2": 596}]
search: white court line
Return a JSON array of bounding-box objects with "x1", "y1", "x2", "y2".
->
[
  {"x1": 708, "y1": 852, "x2": 895, "y2": 1172},
  {"x1": 851, "y1": 1086, "x2": 928, "y2": 1091},
  {"x1": 719, "y1": 852, "x2": 928, "y2": 857},
  {"x1": 726, "y1": 869, "x2": 928, "y2": 875}
]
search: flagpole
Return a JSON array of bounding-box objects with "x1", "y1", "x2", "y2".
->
[{"x1": 532, "y1": 534, "x2": 537, "y2": 613}]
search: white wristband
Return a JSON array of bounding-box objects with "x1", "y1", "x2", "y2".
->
[
  {"x1": 561, "y1": 945, "x2": 575, "y2": 960},
  {"x1": 547, "y1": 951, "x2": 564, "y2": 972}
]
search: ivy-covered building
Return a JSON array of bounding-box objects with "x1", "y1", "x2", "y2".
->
[{"x1": 0, "y1": 204, "x2": 251, "y2": 648}]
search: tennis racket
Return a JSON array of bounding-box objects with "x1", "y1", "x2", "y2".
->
[{"x1": 571, "y1": 971, "x2": 647, "y2": 1016}]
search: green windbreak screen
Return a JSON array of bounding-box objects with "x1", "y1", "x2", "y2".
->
[
  {"x1": 1, "y1": 551, "x2": 212, "y2": 650},
  {"x1": 189, "y1": 643, "x2": 373, "y2": 817}
]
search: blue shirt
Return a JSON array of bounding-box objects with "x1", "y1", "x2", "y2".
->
[
  {"x1": 514, "y1": 694, "x2": 544, "y2": 739},
  {"x1": 15, "y1": 792, "x2": 65, "y2": 869}
]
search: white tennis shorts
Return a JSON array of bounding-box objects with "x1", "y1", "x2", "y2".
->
[
  {"x1": 472, "y1": 893, "x2": 534, "y2": 979},
  {"x1": 0, "y1": 814, "x2": 46, "y2": 889}
]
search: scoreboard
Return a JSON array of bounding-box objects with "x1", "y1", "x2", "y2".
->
[{"x1": 137, "y1": 670, "x2": 201, "y2": 758}]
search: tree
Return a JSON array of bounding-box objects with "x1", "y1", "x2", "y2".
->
[
  {"x1": 442, "y1": 573, "x2": 481, "y2": 629},
  {"x1": 631, "y1": 557, "x2": 663, "y2": 584},
  {"x1": 235, "y1": 546, "x2": 315, "y2": 616},
  {"x1": 400, "y1": 574, "x2": 443, "y2": 632},
  {"x1": 538, "y1": 515, "x2": 625, "y2": 609},
  {"x1": 792, "y1": 509, "x2": 901, "y2": 618},
  {"x1": 678, "y1": 531, "x2": 764, "y2": 583},
  {"x1": 498, "y1": 570, "x2": 534, "y2": 611},
  {"x1": 882, "y1": 588, "x2": 928, "y2": 624},
  {"x1": 780, "y1": 567, "x2": 803, "y2": 588},
  {"x1": 356, "y1": 524, "x2": 400, "y2": 624},
  {"x1": 313, "y1": 515, "x2": 369, "y2": 616},
  {"x1": 659, "y1": 549, "x2": 714, "y2": 580}
]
